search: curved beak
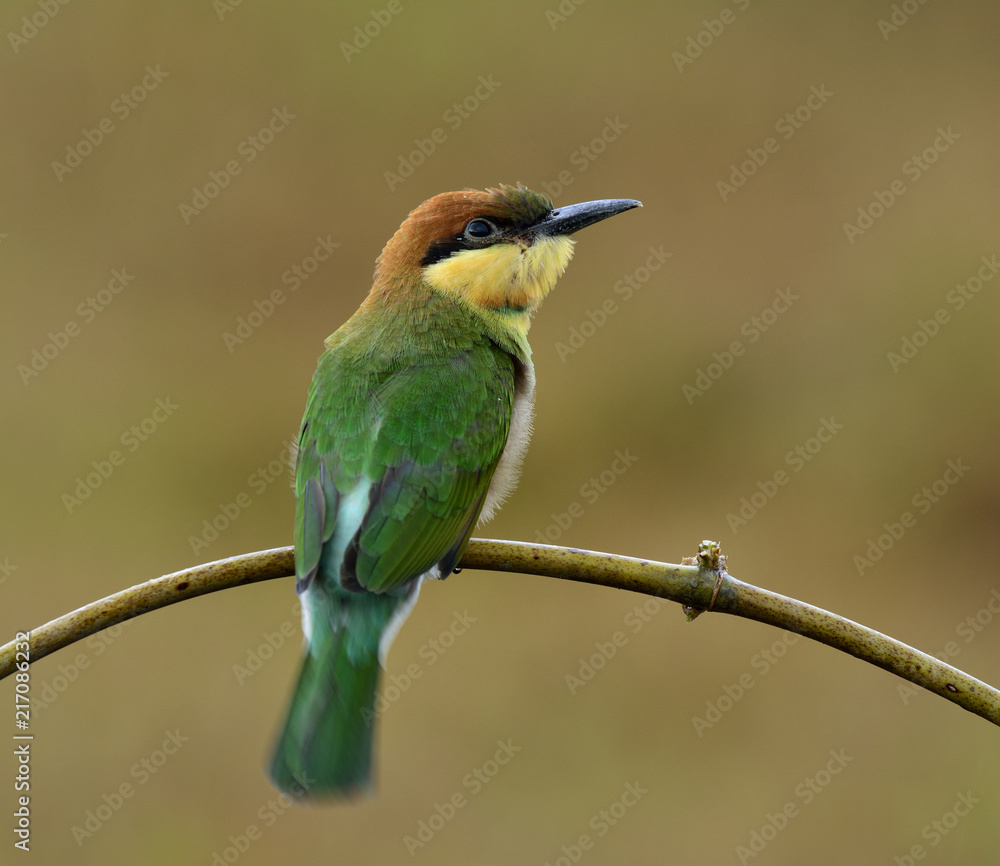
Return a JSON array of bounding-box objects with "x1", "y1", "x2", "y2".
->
[{"x1": 533, "y1": 198, "x2": 642, "y2": 237}]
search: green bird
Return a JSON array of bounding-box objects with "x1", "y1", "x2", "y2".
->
[{"x1": 270, "y1": 184, "x2": 640, "y2": 798}]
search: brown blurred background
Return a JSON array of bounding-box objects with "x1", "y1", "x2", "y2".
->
[{"x1": 3, "y1": 2, "x2": 999, "y2": 864}]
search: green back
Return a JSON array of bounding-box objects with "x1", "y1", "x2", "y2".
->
[{"x1": 295, "y1": 285, "x2": 516, "y2": 596}]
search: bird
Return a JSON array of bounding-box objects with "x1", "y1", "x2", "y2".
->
[{"x1": 269, "y1": 184, "x2": 641, "y2": 798}]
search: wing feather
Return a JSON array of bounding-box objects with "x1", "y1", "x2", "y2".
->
[{"x1": 295, "y1": 329, "x2": 514, "y2": 598}]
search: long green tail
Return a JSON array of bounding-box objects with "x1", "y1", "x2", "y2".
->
[
  {"x1": 269, "y1": 631, "x2": 378, "y2": 798},
  {"x1": 269, "y1": 584, "x2": 418, "y2": 799}
]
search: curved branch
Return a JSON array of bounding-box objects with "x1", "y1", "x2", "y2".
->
[{"x1": 2, "y1": 539, "x2": 998, "y2": 728}]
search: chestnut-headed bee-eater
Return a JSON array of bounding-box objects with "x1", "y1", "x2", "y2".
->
[{"x1": 270, "y1": 184, "x2": 640, "y2": 798}]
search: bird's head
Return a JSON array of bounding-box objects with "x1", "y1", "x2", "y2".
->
[{"x1": 372, "y1": 184, "x2": 640, "y2": 323}]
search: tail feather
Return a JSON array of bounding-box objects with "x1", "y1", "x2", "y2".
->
[
  {"x1": 270, "y1": 582, "x2": 419, "y2": 799},
  {"x1": 270, "y1": 626, "x2": 380, "y2": 798}
]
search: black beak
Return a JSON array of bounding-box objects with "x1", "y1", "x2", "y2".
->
[{"x1": 533, "y1": 198, "x2": 642, "y2": 237}]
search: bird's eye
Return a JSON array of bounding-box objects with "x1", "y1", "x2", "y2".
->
[{"x1": 464, "y1": 218, "x2": 497, "y2": 240}]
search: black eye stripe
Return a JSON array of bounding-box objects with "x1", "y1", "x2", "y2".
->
[
  {"x1": 420, "y1": 237, "x2": 466, "y2": 267},
  {"x1": 420, "y1": 216, "x2": 521, "y2": 267}
]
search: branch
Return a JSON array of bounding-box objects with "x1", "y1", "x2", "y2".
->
[{"x1": 2, "y1": 540, "x2": 998, "y2": 728}]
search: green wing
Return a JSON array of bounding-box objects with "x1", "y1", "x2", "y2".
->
[{"x1": 295, "y1": 332, "x2": 515, "y2": 596}]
